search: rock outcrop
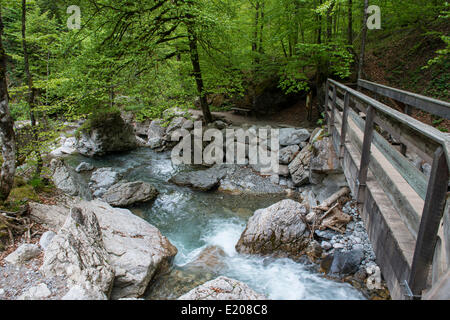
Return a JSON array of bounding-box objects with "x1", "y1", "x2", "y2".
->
[
  {"x1": 177, "y1": 276, "x2": 266, "y2": 300},
  {"x1": 147, "y1": 120, "x2": 167, "y2": 149},
  {"x1": 102, "y1": 181, "x2": 159, "y2": 207},
  {"x1": 76, "y1": 112, "x2": 138, "y2": 157},
  {"x1": 235, "y1": 199, "x2": 310, "y2": 258},
  {"x1": 288, "y1": 147, "x2": 312, "y2": 187},
  {"x1": 40, "y1": 207, "x2": 115, "y2": 300},
  {"x1": 29, "y1": 200, "x2": 178, "y2": 299},
  {"x1": 89, "y1": 168, "x2": 121, "y2": 198}
]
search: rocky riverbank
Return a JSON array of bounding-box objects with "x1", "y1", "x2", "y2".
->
[{"x1": 1, "y1": 111, "x2": 390, "y2": 300}]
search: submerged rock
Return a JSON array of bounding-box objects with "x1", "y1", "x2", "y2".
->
[
  {"x1": 169, "y1": 166, "x2": 228, "y2": 191},
  {"x1": 177, "y1": 276, "x2": 266, "y2": 300},
  {"x1": 102, "y1": 181, "x2": 159, "y2": 207},
  {"x1": 76, "y1": 112, "x2": 138, "y2": 157},
  {"x1": 41, "y1": 207, "x2": 115, "y2": 300},
  {"x1": 75, "y1": 162, "x2": 94, "y2": 173},
  {"x1": 235, "y1": 199, "x2": 310, "y2": 258}
]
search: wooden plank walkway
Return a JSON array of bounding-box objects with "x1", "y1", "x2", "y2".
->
[{"x1": 325, "y1": 79, "x2": 450, "y2": 300}]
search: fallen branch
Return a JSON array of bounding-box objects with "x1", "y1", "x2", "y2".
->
[{"x1": 314, "y1": 187, "x2": 351, "y2": 211}]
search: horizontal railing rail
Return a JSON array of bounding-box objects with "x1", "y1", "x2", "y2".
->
[
  {"x1": 325, "y1": 78, "x2": 450, "y2": 300},
  {"x1": 358, "y1": 79, "x2": 450, "y2": 120}
]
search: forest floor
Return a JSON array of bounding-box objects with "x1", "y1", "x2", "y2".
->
[{"x1": 190, "y1": 99, "x2": 320, "y2": 129}]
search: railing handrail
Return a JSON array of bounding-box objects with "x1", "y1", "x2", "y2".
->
[
  {"x1": 358, "y1": 79, "x2": 450, "y2": 120},
  {"x1": 328, "y1": 79, "x2": 450, "y2": 171}
]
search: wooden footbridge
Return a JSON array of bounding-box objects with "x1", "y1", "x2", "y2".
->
[{"x1": 324, "y1": 79, "x2": 450, "y2": 300}]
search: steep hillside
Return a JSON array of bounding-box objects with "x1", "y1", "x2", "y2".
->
[{"x1": 363, "y1": 21, "x2": 449, "y2": 132}]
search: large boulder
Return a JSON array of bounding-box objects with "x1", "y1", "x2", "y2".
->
[
  {"x1": 236, "y1": 199, "x2": 310, "y2": 258},
  {"x1": 29, "y1": 200, "x2": 178, "y2": 299},
  {"x1": 178, "y1": 276, "x2": 266, "y2": 300},
  {"x1": 279, "y1": 128, "x2": 310, "y2": 147},
  {"x1": 309, "y1": 137, "x2": 341, "y2": 184},
  {"x1": 288, "y1": 146, "x2": 312, "y2": 187},
  {"x1": 40, "y1": 207, "x2": 115, "y2": 300},
  {"x1": 50, "y1": 159, "x2": 92, "y2": 199},
  {"x1": 76, "y1": 200, "x2": 178, "y2": 299},
  {"x1": 147, "y1": 120, "x2": 166, "y2": 149},
  {"x1": 102, "y1": 181, "x2": 159, "y2": 207},
  {"x1": 76, "y1": 112, "x2": 138, "y2": 157}
]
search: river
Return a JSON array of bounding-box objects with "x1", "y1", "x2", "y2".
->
[{"x1": 66, "y1": 148, "x2": 365, "y2": 300}]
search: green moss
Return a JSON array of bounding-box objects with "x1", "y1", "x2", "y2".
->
[{"x1": 7, "y1": 185, "x2": 40, "y2": 203}]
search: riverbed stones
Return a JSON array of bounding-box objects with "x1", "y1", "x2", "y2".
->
[
  {"x1": 5, "y1": 244, "x2": 41, "y2": 265},
  {"x1": 279, "y1": 128, "x2": 310, "y2": 147},
  {"x1": 177, "y1": 276, "x2": 266, "y2": 300},
  {"x1": 235, "y1": 199, "x2": 309, "y2": 258},
  {"x1": 76, "y1": 112, "x2": 138, "y2": 157},
  {"x1": 17, "y1": 283, "x2": 52, "y2": 300},
  {"x1": 102, "y1": 181, "x2": 159, "y2": 207},
  {"x1": 40, "y1": 207, "x2": 115, "y2": 300}
]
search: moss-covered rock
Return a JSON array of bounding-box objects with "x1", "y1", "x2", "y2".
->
[{"x1": 75, "y1": 110, "x2": 138, "y2": 157}]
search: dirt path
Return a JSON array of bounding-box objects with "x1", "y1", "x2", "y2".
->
[{"x1": 189, "y1": 99, "x2": 320, "y2": 129}]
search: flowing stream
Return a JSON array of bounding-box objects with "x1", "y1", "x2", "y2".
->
[{"x1": 66, "y1": 148, "x2": 365, "y2": 300}]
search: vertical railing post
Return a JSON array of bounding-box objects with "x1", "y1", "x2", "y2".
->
[
  {"x1": 356, "y1": 104, "x2": 375, "y2": 204},
  {"x1": 339, "y1": 92, "x2": 350, "y2": 159},
  {"x1": 324, "y1": 80, "x2": 329, "y2": 128},
  {"x1": 330, "y1": 85, "x2": 337, "y2": 134},
  {"x1": 408, "y1": 147, "x2": 449, "y2": 299}
]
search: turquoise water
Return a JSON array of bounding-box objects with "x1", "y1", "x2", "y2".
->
[{"x1": 67, "y1": 148, "x2": 365, "y2": 300}]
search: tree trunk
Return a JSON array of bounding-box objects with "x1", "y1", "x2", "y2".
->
[
  {"x1": 326, "y1": 2, "x2": 334, "y2": 42},
  {"x1": 252, "y1": 1, "x2": 260, "y2": 65},
  {"x1": 347, "y1": 0, "x2": 353, "y2": 45},
  {"x1": 258, "y1": 1, "x2": 264, "y2": 56},
  {"x1": 317, "y1": 0, "x2": 323, "y2": 44},
  {"x1": 0, "y1": 7, "x2": 16, "y2": 202},
  {"x1": 358, "y1": 0, "x2": 369, "y2": 84},
  {"x1": 21, "y1": 0, "x2": 42, "y2": 175},
  {"x1": 187, "y1": 23, "x2": 212, "y2": 124}
]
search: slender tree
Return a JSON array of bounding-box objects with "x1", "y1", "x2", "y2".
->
[
  {"x1": 0, "y1": 6, "x2": 16, "y2": 202},
  {"x1": 21, "y1": 0, "x2": 42, "y2": 175},
  {"x1": 358, "y1": 0, "x2": 369, "y2": 83}
]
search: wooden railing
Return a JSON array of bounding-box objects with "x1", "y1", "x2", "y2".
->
[{"x1": 325, "y1": 78, "x2": 450, "y2": 299}]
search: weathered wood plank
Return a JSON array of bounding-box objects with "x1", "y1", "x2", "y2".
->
[
  {"x1": 357, "y1": 104, "x2": 375, "y2": 204},
  {"x1": 408, "y1": 147, "x2": 450, "y2": 298},
  {"x1": 358, "y1": 79, "x2": 450, "y2": 120}
]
